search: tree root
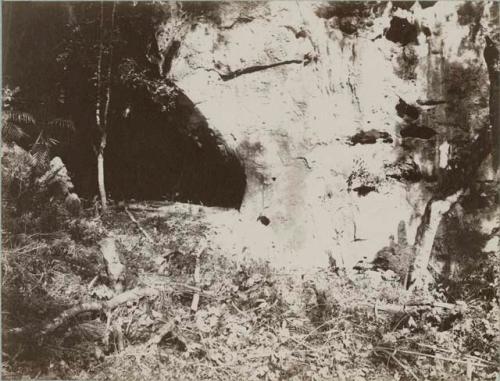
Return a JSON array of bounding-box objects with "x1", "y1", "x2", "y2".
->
[{"x1": 7, "y1": 287, "x2": 160, "y2": 338}]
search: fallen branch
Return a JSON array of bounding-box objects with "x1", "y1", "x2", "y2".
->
[
  {"x1": 374, "y1": 346, "x2": 497, "y2": 368},
  {"x1": 146, "y1": 321, "x2": 175, "y2": 348},
  {"x1": 8, "y1": 287, "x2": 159, "y2": 338},
  {"x1": 125, "y1": 207, "x2": 154, "y2": 243},
  {"x1": 372, "y1": 300, "x2": 465, "y2": 315},
  {"x1": 382, "y1": 349, "x2": 419, "y2": 381},
  {"x1": 99, "y1": 236, "x2": 125, "y2": 293},
  {"x1": 190, "y1": 243, "x2": 207, "y2": 312}
]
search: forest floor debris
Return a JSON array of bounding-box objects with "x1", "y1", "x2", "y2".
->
[{"x1": 2, "y1": 202, "x2": 499, "y2": 381}]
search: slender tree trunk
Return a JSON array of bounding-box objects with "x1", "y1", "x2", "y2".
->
[
  {"x1": 96, "y1": 1, "x2": 105, "y2": 210},
  {"x1": 97, "y1": 133, "x2": 107, "y2": 211},
  {"x1": 95, "y1": 1, "x2": 116, "y2": 212}
]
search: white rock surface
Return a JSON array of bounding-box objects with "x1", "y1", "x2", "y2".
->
[{"x1": 160, "y1": 1, "x2": 497, "y2": 269}]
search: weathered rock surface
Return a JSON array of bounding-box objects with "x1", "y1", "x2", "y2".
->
[{"x1": 158, "y1": 1, "x2": 498, "y2": 269}]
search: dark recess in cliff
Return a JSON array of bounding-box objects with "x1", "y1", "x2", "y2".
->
[
  {"x1": 400, "y1": 124, "x2": 437, "y2": 139},
  {"x1": 349, "y1": 129, "x2": 393, "y2": 145},
  {"x1": 105, "y1": 91, "x2": 247, "y2": 209},
  {"x1": 396, "y1": 98, "x2": 420, "y2": 120},
  {"x1": 353, "y1": 185, "x2": 376, "y2": 196},
  {"x1": 385, "y1": 16, "x2": 419, "y2": 45}
]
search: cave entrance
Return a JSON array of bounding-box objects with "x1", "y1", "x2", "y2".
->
[{"x1": 105, "y1": 91, "x2": 246, "y2": 209}]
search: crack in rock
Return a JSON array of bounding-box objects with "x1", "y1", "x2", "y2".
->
[
  {"x1": 293, "y1": 156, "x2": 312, "y2": 170},
  {"x1": 221, "y1": 15, "x2": 254, "y2": 30},
  {"x1": 193, "y1": 58, "x2": 305, "y2": 81},
  {"x1": 215, "y1": 59, "x2": 304, "y2": 81}
]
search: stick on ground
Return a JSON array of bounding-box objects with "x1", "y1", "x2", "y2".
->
[{"x1": 125, "y1": 207, "x2": 154, "y2": 243}]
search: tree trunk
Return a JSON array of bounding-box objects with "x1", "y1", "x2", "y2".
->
[
  {"x1": 408, "y1": 191, "x2": 462, "y2": 291},
  {"x1": 95, "y1": 1, "x2": 116, "y2": 212},
  {"x1": 97, "y1": 133, "x2": 107, "y2": 211}
]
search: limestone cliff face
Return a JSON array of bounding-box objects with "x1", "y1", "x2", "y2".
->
[{"x1": 161, "y1": 1, "x2": 498, "y2": 268}]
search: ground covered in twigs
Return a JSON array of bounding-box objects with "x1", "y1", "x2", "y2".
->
[{"x1": 2, "y1": 202, "x2": 499, "y2": 381}]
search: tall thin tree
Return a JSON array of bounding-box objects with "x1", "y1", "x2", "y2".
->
[{"x1": 95, "y1": 1, "x2": 116, "y2": 211}]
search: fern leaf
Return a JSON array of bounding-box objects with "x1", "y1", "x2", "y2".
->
[
  {"x1": 46, "y1": 137, "x2": 60, "y2": 147},
  {"x1": 47, "y1": 118, "x2": 75, "y2": 132},
  {"x1": 4, "y1": 110, "x2": 36, "y2": 125},
  {"x1": 31, "y1": 148, "x2": 50, "y2": 167},
  {"x1": 1, "y1": 123, "x2": 30, "y2": 142}
]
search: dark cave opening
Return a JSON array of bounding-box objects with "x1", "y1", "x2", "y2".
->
[
  {"x1": 60, "y1": 89, "x2": 247, "y2": 210},
  {"x1": 103, "y1": 92, "x2": 246, "y2": 209},
  {"x1": 2, "y1": 1, "x2": 246, "y2": 210}
]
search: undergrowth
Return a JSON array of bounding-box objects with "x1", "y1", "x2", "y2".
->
[{"x1": 2, "y1": 146, "x2": 499, "y2": 380}]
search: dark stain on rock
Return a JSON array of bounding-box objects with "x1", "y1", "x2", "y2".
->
[
  {"x1": 400, "y1": 124, "x2": 437, "y2": 139},
  {"x1": 421, "y1": 25, "x2": 432, "y2": 37},
  {"x1": 349, "y1": 129, "x2": 393, "y2": 145},
  {"x1": 338, "y1": 17, "x2": 359, "y2": 35},
  {"x1": 257, "y1": 215, "x2": 271, "y2": 226},
  {"x1": 283, "y1": 25, "x2": 308, "y2": 39},
  {"x1": 457, "y1": 2, "x2": 484, "y2": 26},
  {"x1": 385, "y1": 16, "x2": 419, "y2": 45},
  {"x1": 384, "y1": 158, "x2": 422, "y2": 182},
  {"x1": 352, "y1": 185, "x2": 376, "y2": 197},
  {"x1": 396, "y1": 98, "x2": 420, "y2": 120},
  {"x1": 392, "y1": 1, "x2": 415, "y2": 11},
  {"x1": 420, "y1": 1, "x2": 437, "y2": 9}
]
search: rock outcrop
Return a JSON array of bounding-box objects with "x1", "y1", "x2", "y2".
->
[{"x1": 156, "y1": 1, "x2": 498, "y2": 270}]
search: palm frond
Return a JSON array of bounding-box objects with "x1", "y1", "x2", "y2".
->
[
  {"x1": 47, "y1": 118, "x2": 75, "y2": 132},
  {"x1": 3, "y1": 110, "x2": 36, "y2": 125}
]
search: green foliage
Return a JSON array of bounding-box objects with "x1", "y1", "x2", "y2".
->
[
  {"x1": 118, "y1": 58, "x2": 179, "y2": 110},
  {"x1": 2, "y1": 86, "x2": 75, "y2": 169}
]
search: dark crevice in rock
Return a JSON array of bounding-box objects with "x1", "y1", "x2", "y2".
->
[
  {"x1": 349, "y1": 129, "x2": 393, "y2": 145},
  {"x1": 162, "y1": 40, "x2": 181, "y2": 76},
  {"x1": 396, "y1": 98, "x2": 420, "y2": 120},
  {"x1": 385, "y1": 16, "x2": 419, "y2": 46},
  {"x1": 221, "y1": 16, "x2": 254, "y2": 30},
  {"x1": 283, "y1": 25, "x2": 308, "y2": 39},
  {"x1": 417, "y1": 99, "x2": 447, "y2": 106},
  {"x1": 400, "y1": 124, "x2": 437, "y2": 139},
  {"x1": 257, "y1": 215, "x2": 270, "y2": 226},
  {"x1": 214, "y1": 59, "x2": 303, "y2": 81},
  {"x1": 421, "y1": 26, "x2": 432, "y2": 38},
  {"x1": 352, "y1": 185, "x2": 376, "y2": 197}
]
